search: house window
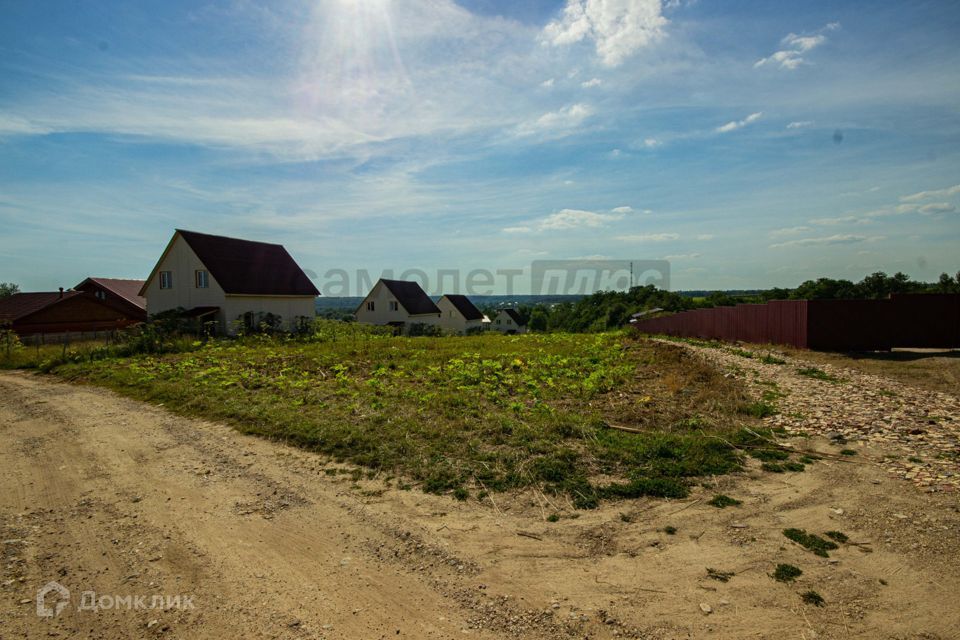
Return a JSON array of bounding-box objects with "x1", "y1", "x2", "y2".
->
[
  {"x1": 390, "y1": 301, "x2": 399, "y2": 311},
  {"x1": 195, "y1": 270, "x2": 209, "y2": 288},
  {"x1": 159, "y1": 271, "x2": 173, "y2": 289},
  {"x1": 95, "y1": 290, "x2": 106, "y2": 300},
  {"x1": 449, "y1": 311, "x2": 453, "y2": 317},
  {"x1": 506, "y1": 318, "x2": 512, "y2": 325},
  {"x1": 366, "y1": 301, "x2": 375, "y2": 311}
]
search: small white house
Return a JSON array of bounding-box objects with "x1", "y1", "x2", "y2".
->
[
  {"x1": 354, "y1": 279, "x2": 440, "y2": 332},
  {"x1": 437, "y1": 294, "x2": 485, "y2": 334},
  {"x1": 492, "y1": 308, "x2": 527, "y2": 334},
  {"x1": 140, "y1": 229, "x2": 318, "y2": 334}
]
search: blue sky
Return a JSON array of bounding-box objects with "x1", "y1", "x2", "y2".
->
[{"x1": 1, "y1": 0, "x2": 958, "y2": 294}]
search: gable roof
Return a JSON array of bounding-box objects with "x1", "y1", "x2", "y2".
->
[
  {"x1": 76, "y1": 278, "x2": 146, "y2": 310},
  {"x1": 499, "y1": 308, "x2": 525, "y2": 325},
  {"x1": 140, "y1": 230, "x2": 319, "y2": 297},
  {"x1": 0, "y1": 292, "x2": 83, "y2": 323},
  {"x1": 379, "y1": 279, "x2": 440, "y2": 315},
  {"x1": 441, "y1": 294, "x2": 483, "y2": 321}
]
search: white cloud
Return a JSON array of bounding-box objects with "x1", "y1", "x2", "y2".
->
[
  {"x1": 642, "y1": 137, "x2": 661, "y2": 148},
  {"x1": 581, "y1": 78, "x2": 602, "y2": 88},
  {"x1": 540, "y1": 78, "x2": 555, "y2": 88},
  {"x1": 611, "y1": 206, "x2": 634, "y2": 214},
  {"x1": 695, "y1": 234, "x2": 714, "y2": 241},
  {"x1": 786, "y1": 120, "x2": 813, "y2": 129},
  {"x1": 769, "y1": 233, "x2": 878, "y2": 248},
  {"x1": 900, "y1": 184, "x2": 960, "y2": 202},
  {"x1": 663, "y1": 253, "x2": 700, "y2": 260},
  {"x1": 0, "y1": 114, "x2": 54, "y2": 136},
  {"x1": 542, "y1": 0, "x2": 668, "y2": 67},
  {"x1": 755, "y1": 23, "x2": 838, "y2": 70},
  {"x1": 539, "y1": 208, "x2": 626, "y2": 230},
  {"x1": 514, "y1": 103, "x2": 594, "y2": 138},
  {"x1": 808, "y1": 215, "x2": 872, "y2": 226},
  {"x1": 919, "y1": 202, "x2": 956, "y2": 214},
  {"x1": 716, "y1": 112, "x2": 762, "y2": 133},
  {"x1": 769, "y1": 225, "x2": 811, "y2": 237},
  {"x1": 620, "y1": 232, "x2": 680, "y2": 242},
  {"x1": 503, "y1": 226, "x2": 533, "y2": 233}
]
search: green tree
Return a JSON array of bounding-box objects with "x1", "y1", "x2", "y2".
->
[
  {"x1": 528, "y1": 306, "x2": 548, "y2": 332},
  {"x1": 0, "y1": 282, "x2": 19, "y2": 298}
]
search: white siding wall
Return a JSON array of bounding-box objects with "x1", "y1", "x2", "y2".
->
[
  {"x1": 143, "y1": 235, "x2": 226, "y2": 317},
  {"x1": 436, "y1": 297, "x2": 483, "y2": 334},
  {"x1": 221, "y1": 296, "x2": 316, "y2": 333},
  {"x1": 354, "y1": 281, "x2": 439, "y2": 327},
  {"x1": 492, "y1": 310, "x2": 526, "y2": 334}
]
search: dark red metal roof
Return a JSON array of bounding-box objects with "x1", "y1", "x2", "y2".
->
[
  {"x1": 379, "y1": 279, "x2": 440, "y2": 315},
  {"x1": 176, "y1": 229, "x2": 319, "y2": 297},
  {"x1": 75, "y1": 277, "x2": 146, "y2": 310},
  {"x1": 441, "y1": 294, "x2": 483, "y2": 320},
  {"x1": 0, "y1": 292, "x2": 83, "y2": 323}
]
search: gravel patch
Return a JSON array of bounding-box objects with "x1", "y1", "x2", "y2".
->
[{"x1": 660, "y1": 340, "x2": 960, "y2": 492}]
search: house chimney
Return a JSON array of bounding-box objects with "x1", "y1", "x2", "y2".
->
[{"x1": 59, "y1": 287, "x2": 64, "y2": 299}]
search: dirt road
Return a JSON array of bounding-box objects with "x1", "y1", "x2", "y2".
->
[{"x1": 2, "y1": 369, "x2": 959, "y2": 639}]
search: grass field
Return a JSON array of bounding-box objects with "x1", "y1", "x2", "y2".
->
[{"x1": 29, "y1": 323, "x2": 775, "y2": 508}]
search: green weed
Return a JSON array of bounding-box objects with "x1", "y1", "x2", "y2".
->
[
  {"x1": 783, "y1": 528, "x2": 838, "y2": 557},
  {"x1": 797, "y1": 367, "x2": 842, "y2": 383},
  {"x1": 824, "y1": 530, "x2": 848, "y2": 543},
  {"x1": 706, "y1": 568, "x2": 734, "y2": 582},
  {"x1": 772, "y1": 563, "x2": 802, "y2": 582},
  {"x1": 708, "y1": 494, "x2": 742, "y2": 508}
]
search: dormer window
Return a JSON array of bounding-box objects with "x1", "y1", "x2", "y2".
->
[
  {"x1": 195, "y1": 270, "x2": 209, "y2": 288},
  {"x1": 159, "y1": 271, "x2": 173, "y2": 289}
]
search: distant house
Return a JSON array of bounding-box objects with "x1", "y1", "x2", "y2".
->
[
  {"x1": 75, "y1": 277, "x2": 147, "y2": 322},
  {"x1": 355, "y1": 279, "x2": 440, "y2": 332},
  {"x1": 0, "y1": 290, "x2": 142, "y2": 339},
  {"x1": 437, "y1": 294, "x2": 485, "y2": 334},
  {"x1": 492, "y1": 308, "x2": 527, "y2": 334},
  {"x1": 140, "y1": 229, "x2": 319, "y2": 334}
]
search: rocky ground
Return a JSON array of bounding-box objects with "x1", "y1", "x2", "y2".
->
[
  {"x1": 668, "y1": 340, "x2": 960, "y2": 492},
  {"x1": 2, "y1": 350, "x2": 960, "y2": 639}
]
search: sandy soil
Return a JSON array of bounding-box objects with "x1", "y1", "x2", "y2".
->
[{"x1": 1, "y1": 367, "x2": 959, "y2": 639}]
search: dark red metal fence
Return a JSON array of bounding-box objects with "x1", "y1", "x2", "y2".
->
[{"x1": 632, "y1": 294, "x2": 960, "y2": 350}]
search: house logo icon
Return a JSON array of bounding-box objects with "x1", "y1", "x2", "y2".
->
[{"x1": 37, "y1": 581, "x2": 70, "y2": 618}]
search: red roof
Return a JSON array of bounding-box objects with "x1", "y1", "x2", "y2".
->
[
  {"x1": 76, "y1": 277, "x2": 146, "y2": 310},
  {"x1": 0, "y1": 292, "x2": 84, "y2": 323}
]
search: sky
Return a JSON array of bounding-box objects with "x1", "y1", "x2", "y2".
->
[{"x1": 1, "y1": 0, "x2": 959, "y2": 295}]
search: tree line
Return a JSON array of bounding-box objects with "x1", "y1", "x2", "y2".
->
[{"x1": 490, "y1": 270, "x2": 960, "y2": 333}]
